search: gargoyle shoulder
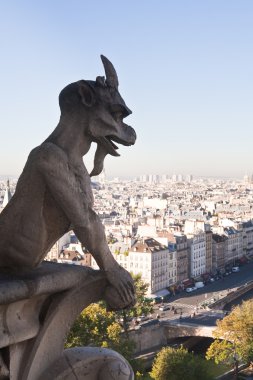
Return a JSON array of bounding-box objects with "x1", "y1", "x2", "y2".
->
[{"x1": 33, "y1": 142, "x2": 69, "y2": 172}]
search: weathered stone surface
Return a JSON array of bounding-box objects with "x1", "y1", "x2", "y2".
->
[
  {"x1": 0, "y1": 55, "x2": 136, "y2": 312},
  {"x1": 0, "y1": 56, "x2": 136, "y2": 379},
  {"x1": 0, "y1": 262, "x2": 99, "y2": 304},
  {"x1": 0, "y1": 263, "x2": 134, "y2": 379},
  {"x1": 39, "y1": 347, "x2": 134, "y2": 380}
]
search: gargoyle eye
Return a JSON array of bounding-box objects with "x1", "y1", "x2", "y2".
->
[
  {"x1": 113, "y1": 111, "x2": 123, "y2": 122},
  {"x1": 110, "y1": 104, "x2": 130, "y2": 119}
]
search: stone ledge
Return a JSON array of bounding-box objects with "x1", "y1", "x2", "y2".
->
[
  {"x1": 0, "y1": 262, "x2": 135, "y2": 380},
  {"x1": 0, "y1": 261, "x2": 104, "y2": 305}
]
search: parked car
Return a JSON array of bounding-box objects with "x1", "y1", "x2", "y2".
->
[
  {"x1": 136, "y1": 315, "x2": 149, "y2": 322},
  {"x1": 232, "y1": 266, "x2": 240, "y2": 272},
  {"x1": 195, "y1": 281, "x2": 204, "y2": 288},
  {"x1": 186, "y1": 286, "x2": 197, "y2": 292},
  {"x1": 159, "y1": 304, "x2": 170, "y2": 311}
]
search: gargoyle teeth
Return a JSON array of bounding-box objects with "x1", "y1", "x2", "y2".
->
[
  {"x1": 106, "y1": 137, "x2": 119, "y2": 150},
  {"x1": 97, "y1": 136, "x2": 120, "y2": 157}
]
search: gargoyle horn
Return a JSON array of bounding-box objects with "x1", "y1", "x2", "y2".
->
[{"x1": 101, "y1": 55, "x2": 119, "y2": 89}]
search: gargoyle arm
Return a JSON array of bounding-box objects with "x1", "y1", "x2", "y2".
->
[
  {"x1": 36, "y1": 142, "x2": 115, "y2": 271},
  {"x1": 36, "y1": 142, "x2": 134, "y2": 305}
]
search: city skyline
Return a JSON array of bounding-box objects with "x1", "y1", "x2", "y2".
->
[{"x1": 0, "y1": 1, "x2": 253, "y2": 178}]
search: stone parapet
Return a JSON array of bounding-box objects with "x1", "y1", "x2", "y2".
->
[
  {"x1": 210, "y1": 280, "x2": 253, "y2": 310},
  {"x1": 0, "y1": 262, "x2": 133, "y2": 380}
]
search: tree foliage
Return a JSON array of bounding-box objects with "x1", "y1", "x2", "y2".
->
[
  {"x1": 65, "y1": 272, "x2": 153, "y2": 376},
  {"x1": 206, "y1": 339, "x2": 235, "y2": 366},
  {"x1": 127, "y1": 273, "x2": 153, "y2": 317},
  {"x1": 115, "y1": 273, "x2": 154, "y2": 336},
  {"x1": 206, "y1": 300, "x2": 253, "y2": 366},
  {"x1": 66, "y1": 303, "x2": 117, "y2": 348},
  {"x1": 65, "y1": 303, "x2": 135, "y2": 359},
  {"x1": 150, "y1": 346, "x2": 214, "y2": 380},
  {"x1": 66, "y1": 273, "x2": 152, "y2": 346}
]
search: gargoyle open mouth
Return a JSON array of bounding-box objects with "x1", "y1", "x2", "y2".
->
[
  {"x1": 90, "y1": 134, "x2": 134, "y2": 177},
  {"x1": 98, "y1": 135, "x2": 133, "y2": 157},
  {"x1": 104, "y1": 136, "x2": 120, "y2": 157}
]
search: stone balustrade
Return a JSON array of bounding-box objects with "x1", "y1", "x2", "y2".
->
[
  {"x1": 210, "y1": 280, "x2": 253, "y2": 310},
  {"x1": 0, "y1": 262, "x2": 133, "y2": 380}
]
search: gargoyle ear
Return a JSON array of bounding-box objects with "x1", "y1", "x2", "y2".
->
[
  {"x1": 96, "y1": 76, "x2": 106, "y2": 87},
  {"x1": 78, "y1": 81, "x2": 95, "y2": 107}
]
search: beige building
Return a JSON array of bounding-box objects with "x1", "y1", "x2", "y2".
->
[
  {"x1": 156, "y1": 231, "x2": 189, "y2": 285},
  {"x1": 91, "y1": 238, "x2": 177, "y2": 296},
  {"x1": 224, "y1": 227, "x2": 243, "y2": 266},
  {"x1": 187, "y1": 231, "x2": 206, "y2": 278},
  {"x1": 128, "y1": 238, "x2": 177, "y2": 295}
]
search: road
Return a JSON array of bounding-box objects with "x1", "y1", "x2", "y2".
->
[{"x1": 152, "y1": 261, "x2": 253, "y2": 320}]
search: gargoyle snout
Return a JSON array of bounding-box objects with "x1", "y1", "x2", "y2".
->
[
  {"x1": 124, "y1": 125, "x2": 136, "y2": 145},
  {"x1": 129, "y1": 126, "x2": 137, "y2": 144}
]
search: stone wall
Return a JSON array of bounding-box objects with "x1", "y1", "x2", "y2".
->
[{"x1": 128, "y1": 322, "x2": 166, "y2": 353}]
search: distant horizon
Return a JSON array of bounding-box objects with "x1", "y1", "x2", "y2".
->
[{"x1": 0, "y1": 171, "x2": 250, "y2": 182}]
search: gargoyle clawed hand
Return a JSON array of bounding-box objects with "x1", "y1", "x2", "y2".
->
[{"x1": 105, "y1": 264, "x2": 136, "y2": 311}]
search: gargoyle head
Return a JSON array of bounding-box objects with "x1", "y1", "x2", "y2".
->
[{"x1": 58, "y1": 55, "x2": 136, "y2": 177}]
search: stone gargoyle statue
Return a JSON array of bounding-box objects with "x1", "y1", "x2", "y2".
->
[{"x1": 0, "y1": 55, "x2": 136, "y2": 312}]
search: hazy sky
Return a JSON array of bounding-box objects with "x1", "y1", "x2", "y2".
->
[{"x1": 0, "y1": 1, "x2": 253, "y2": 178}]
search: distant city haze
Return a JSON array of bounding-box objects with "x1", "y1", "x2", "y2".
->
[{"x1": 0, "y1": 1, "x2": 253, "y2": 178}]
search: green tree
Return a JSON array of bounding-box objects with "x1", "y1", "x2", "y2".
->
[
  {"x1": 65, "y1": 302, "x2": 135, "y2": 361},
  {"x1": 66, "y1": 303, "x2": 117, "y2": 348},
  {"x1": 150, "y1": 346, "x2": 214, "y2": 380},
  {"x1": 206, "y1": 339, "x2": 235, "y2": 367},
  {"x1": 206, "y1": 300, "x2": 253, "y2": 368},
  {"x1": 130, "y1": 273, "x2": 154, "y2": 317},
  {"x1": 116, "y1": 273, "x2": 154, "y2": 336},
  {"x1": 65, "y1": 274, "x2": 152, "y2": 376}
]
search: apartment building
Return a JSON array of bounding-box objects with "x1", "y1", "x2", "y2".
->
[
  {"x1": 212, "y1": 234, "x2": 227, "y2": 272},
  {"x1": 91, "y1": 238, "x2": 177, "y2": 296},
  {"x1": 205, "y1": 227, "x2": 213, "y2": 273},
  {"x1": 224, "y1": 227, "x2": 243, "y2": 266},
  {"x1": 129, "y1": 238, "x2": 177, "y2": 295},
  {"x1": 156, "y1": 231, "x2": 189, "y2": 285},
  {"x1": 242, "y1": 221, "x2": 253, "y2": 258},
  {"x1": 187, "y1": 231, "x2": 206, "y2": 278}
]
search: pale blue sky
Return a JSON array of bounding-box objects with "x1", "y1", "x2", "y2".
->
[{"x1": 0, "y1": 1, "x2": 252, "y2": 178}]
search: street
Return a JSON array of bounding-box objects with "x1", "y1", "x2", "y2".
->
[{"x1": 152, "y1": 261, "x2": 253, "y2": 321}]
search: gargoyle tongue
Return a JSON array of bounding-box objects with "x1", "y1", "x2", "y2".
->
[
  {"x1": 90, "y1": 144, "x2": 107, "y2": 177},
  {"x1": 90, "y1": 137, "x2": 121, "y2": 177},
  {"x1": 90, "y1": 144, "x2": 109, "y2": 177}
]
